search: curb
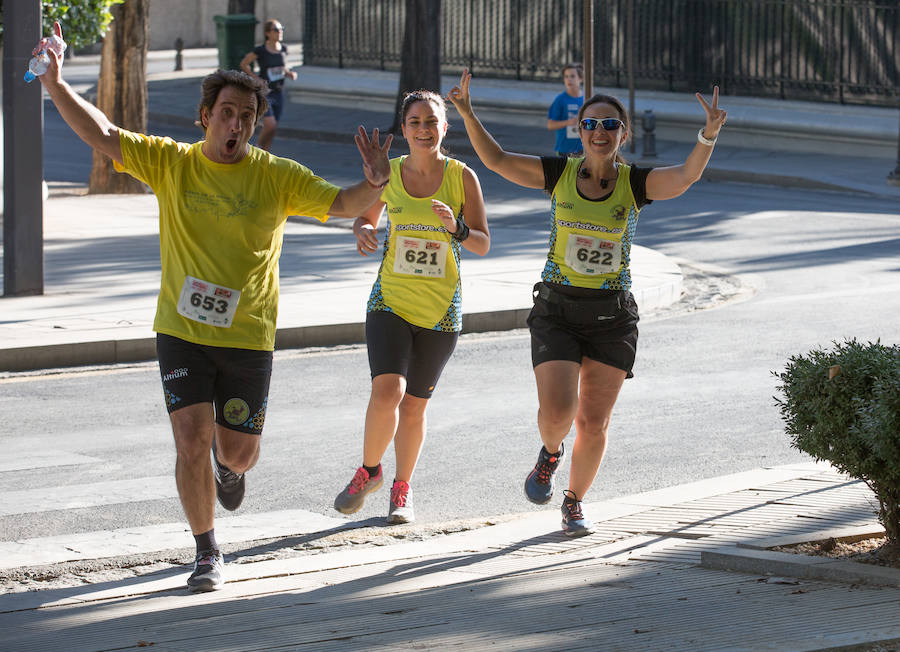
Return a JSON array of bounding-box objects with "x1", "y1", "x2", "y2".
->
[
  {"x1": 704, "y1": 524, "x2": 900, "y2": 590},
  {"x1": 701, "y1": 545, "x2": 900, "y2": 589},
  {"x1": 0, "y1": 310, "x2": 533, "y2": 372}
]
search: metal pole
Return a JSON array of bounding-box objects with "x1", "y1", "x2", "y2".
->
[
  {"x1": 583, "y1": 0, "x2": 593, "y2": 99},
  {"x1": 3, "y1": 0, "x2": 45, "y2": 296},
  {"x1": 627, "y1": 0, "x2": 635, "y2": 153},
  {"x1": 174, "y1": 38, "x2": 184, "y2": 71},
  {"x1": 888, "y1": 102, "x2": 900, "y2": 187}
]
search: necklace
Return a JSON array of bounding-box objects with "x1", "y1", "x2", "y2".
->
[{"x1": 577, "y1": 163, "x2": 618, "y2": 189}]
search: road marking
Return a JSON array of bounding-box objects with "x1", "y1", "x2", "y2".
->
[
  {"x1": 0, "y1": 450, "x2": 101, "y2": 472},
  {"x1": 0, "y1": 476, "x2": 178, "y2": 516}
]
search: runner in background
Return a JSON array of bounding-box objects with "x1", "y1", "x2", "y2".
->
[
  {"x1": 547, "y1": 62, "x2": 584, "y2": 157},
  {"x1": 240, "y1": 18, "x2": 296, "y2": 151}
]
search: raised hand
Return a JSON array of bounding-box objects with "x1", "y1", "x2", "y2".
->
[
  {"x1": 354, "y1": 126, "x2": 393, "y2": 187},
  {"x1": 446, "y1": 68, "x2": 474, "y2": 118},
  {"x1": 695, "y1": 86, "x2": 727, "y2": 139},
  {"x1": 33, "y1": 21, "x2": 65, "y2": 83}
]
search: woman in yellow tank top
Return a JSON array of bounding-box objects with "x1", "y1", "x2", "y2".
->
[
  {"x1": 448, "y1": 68, "x2": 727, "y2": 537},
  {"x1": 333, "y1": 90, "x2": 490, "y2": 523}
]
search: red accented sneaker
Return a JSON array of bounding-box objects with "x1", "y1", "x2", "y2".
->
[
  {"x1": 387, "y1": 479, "x2": 414, "y2": 524},
  {"x1": 334, "y1": 466, "x2": 384, "y2": 514}
]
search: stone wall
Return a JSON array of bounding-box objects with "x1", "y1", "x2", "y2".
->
[{"x1": 148, "y1": 0, "x2": 304, "y2": 50}]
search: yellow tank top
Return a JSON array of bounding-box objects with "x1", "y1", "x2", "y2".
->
[
  {"x1": 542, "y1": 158, "x2": 641, "y2": 290},
  {"x1": 367, "y1": 156, "x2": 466, "y2": 331}
]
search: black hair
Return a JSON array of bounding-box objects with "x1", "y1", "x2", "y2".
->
[{"x1": 196, "y1": 69, "x2": 269, "y2": 132}]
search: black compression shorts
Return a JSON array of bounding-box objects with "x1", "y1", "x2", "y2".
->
[
  {"x1": 156, "y1": 333, "x2": 273, "y2": 434},
  {"x1": 365, "y1": 311, "x2": 459, "y2": 399}
]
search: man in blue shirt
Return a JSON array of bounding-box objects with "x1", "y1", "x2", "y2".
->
[{"x1": 547, "y1": 63, "x2": 584, "y2": 156}]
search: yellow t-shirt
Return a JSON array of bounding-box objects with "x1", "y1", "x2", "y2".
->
[
  {"x1": 543, "y1": 158, "x2": 641, "y2": 290},
  {"x1": 114, "y1": 129, "x2": 339, "y2": 350},
  {"x1": 367, "y1": 156, "x2": 466, "y2": 331}
]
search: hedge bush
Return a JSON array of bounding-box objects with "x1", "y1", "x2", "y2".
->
[{"x1": 775, "y1": 339, "x2": 900, "y2": 543}]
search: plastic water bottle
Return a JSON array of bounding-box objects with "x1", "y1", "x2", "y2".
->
[{"x1": 24, "y1": 34, "x2": 67, "y2": 83}]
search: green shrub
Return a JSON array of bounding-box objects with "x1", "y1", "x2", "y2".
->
[{"x1": 775, "y1": 339, "x2": 900, "y2": 543}]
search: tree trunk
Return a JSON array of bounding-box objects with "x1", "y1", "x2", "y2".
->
[
  {"x1": 390, "y1": 0, "x2": 441, "y2": 133},
  {"x1": 228, "y1": 0, "x2": 256, "y2": 14},
  {"x1": 88, "y1": 0, "x2": 149, "y2": 194},
  {"x1": 876, "y1": 484, "x2": 900, "y2": 547}
]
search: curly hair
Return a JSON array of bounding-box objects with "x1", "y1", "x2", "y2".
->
[{"x1": 195, "y1": 69, "x2": 269, "y2": 132}]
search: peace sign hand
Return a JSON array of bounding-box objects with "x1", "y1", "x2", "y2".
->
[
  {"x1": 447, "y1": 68, "x2": 474, "y2": 118},
  {"x1": 695, "y1": 86, "x2": 727, "y2": 140}
]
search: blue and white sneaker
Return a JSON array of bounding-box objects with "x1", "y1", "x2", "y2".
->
[
  {"x1": 561, "y1": 490, "x2": 594, "y2": 538},
  {"x1": 524, "y1": 442, "x2": 565, "y2": 504},
  {"x1": 187, "y1": 549, "x2": 225, "y2": 592}
]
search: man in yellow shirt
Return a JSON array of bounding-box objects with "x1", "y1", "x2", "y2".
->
[{"x1": 34, "y1": 23, "x2": 392, "y2": 593}]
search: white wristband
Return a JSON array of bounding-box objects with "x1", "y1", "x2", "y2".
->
[{"x1": 697, "y1": 128, "x2": 717, "y2": 147}]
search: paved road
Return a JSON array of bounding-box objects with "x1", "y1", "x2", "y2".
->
[{"x1": 3, "y1": 178, "x2": 897, "y2": 543}]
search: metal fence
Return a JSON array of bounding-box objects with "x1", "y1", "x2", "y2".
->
[{"x1": 302, "y1": 0, "x2": 900, "y2": 106}]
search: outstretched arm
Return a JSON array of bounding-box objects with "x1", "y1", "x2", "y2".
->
[
  {"x1": 447, "y1": 68, "x2": 545, "y2": 190},
  {"x1": 328, "y1": 126, "x2": 393, "y2": 217},
  {"x1": 37, "y1": 22, "x2": 122, "y2": 164},
  {"x1": 645, "y1": 86, "x2": 728, "y2": 200}
]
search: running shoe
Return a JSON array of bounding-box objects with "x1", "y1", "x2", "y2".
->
[
  {"x1": 561, "y1": 490, "x2": 594, "y2": 538},
  {"x1": 387, "y1": 479, "x2": 414, "y2": 524},
  {"x1": 211, "y1": 443, "x2": 245, "y2": 511},
  {"x1": 524, "y1": 442, "x2": 565, "y2": 504},
  {"x1": 334, "y1": 465, "x2": 383, "y2": 514},
  {"x1": 187, "y1": 549, "x2": 224, "y2": 592}
]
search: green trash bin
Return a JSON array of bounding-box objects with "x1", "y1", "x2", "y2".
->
[{"x1": 213, "y1": 13, "x2": 259, "y2": 71}]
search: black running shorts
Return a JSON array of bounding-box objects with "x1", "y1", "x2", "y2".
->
[
  {"x1": 156, "y1": 334, "x2": 273, "y2": 435},
  {"x1": 365, "y1": 310, "x2": 459, "y2": 399},
  {"x1": 527, "y1": 282, "x2": 640, "y2": 377}
]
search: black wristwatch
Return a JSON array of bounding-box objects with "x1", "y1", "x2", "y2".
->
[{"x1": 451, "y1": 217, "x2": 470, "y2": 242}]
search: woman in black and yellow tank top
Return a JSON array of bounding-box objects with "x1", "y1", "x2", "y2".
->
[
  {"x1": 448, "y1": 69, "x2": 727, "y2": 537},
  {"x1": 333, "y1": 90, "x2": 490, "y2": 524}
]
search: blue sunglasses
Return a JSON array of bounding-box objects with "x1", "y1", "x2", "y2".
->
[{"x1": 580, "y1": 117, "x2": 625, "y2": 131}]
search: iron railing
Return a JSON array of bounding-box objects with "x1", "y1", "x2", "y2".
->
[{"x1": 302, "y1": 0, "x2": 900, "y2": 106}]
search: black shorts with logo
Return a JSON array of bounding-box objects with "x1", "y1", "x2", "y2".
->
[
  {"x1": 156, "y1": 333, "x2": 273, "y2": 435},
  {"x1": 527, "y1": 282, "x2": 640, "y2": 377},
  {"x1": 365, "y1": 310, "x2": 459, "y2": 399}
]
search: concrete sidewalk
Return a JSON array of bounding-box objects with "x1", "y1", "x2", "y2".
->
[{"x1": 2, "y1": 461, "x2": 898, "y2": 651}]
